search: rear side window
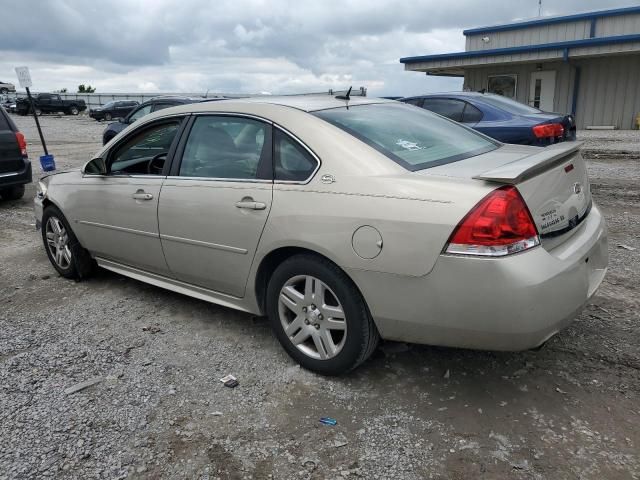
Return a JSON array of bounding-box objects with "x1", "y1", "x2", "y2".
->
[
  {"x1": 314, "y1": 103, "x2": 498, "y2": 171},
  {"x1": 152, "y1": 102, "x2": 177, "y2": 112},
  {"x1": 404, "y1": 98, "x2": 423, "y2": 107},
  {"x1": 274, "y1": 129, "x2": 318, "y2": 182},
  {"x1": 178, "y1": 116, "x2": 271, "y2": 180},
  {"x1": 422, "y1": 98, "x2": 465, "y2": 122},
  {"x1": 462, "y1": 103, "x2": 483, "y2": 123}
]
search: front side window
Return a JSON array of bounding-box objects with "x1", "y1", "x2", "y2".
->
[
  {"x1": 404, "y1": 98, "x2": 423, "y2": 107},
  {"x1": 314, "y1": 103, "x2": 498, "y2": 171},
  {"x1": 178, "y1": 116, "x2": 270, "y2": 180},
  {"x1": 109, "y1": 121, "x2": 180, "y2": 175},
  {"x1": 274, "y1": 129, "x2": 318, "y2": 182},
  {"x1": 128, "y1": 104, "x2": 152, "y2": 123}
]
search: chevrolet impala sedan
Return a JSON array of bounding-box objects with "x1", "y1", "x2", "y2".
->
[{"x1": 34, "y1": 96, "x2": 608, "y2": 375}]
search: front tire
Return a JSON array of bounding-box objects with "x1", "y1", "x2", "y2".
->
[
  {"x1": 0, "y1": 185, "x2": 25, "y2": 200},
  {"x1": 267, "y1": 254, "x2": 379, "y2": 375},
  {"x1": 42, "y1": 205, "x2": 95, "y2": 279},
  {"x1": 0, "y1": 88, "x2": 8, "y2": 94},
  {"x1": 104, "y1": 112, "x2": 112, "y2": 121}
]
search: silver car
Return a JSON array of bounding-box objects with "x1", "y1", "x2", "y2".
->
[{"x1": 34, "y1": 97, "x2": 608, "y2": 375}]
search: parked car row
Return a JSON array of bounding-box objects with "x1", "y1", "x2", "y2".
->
[
  {"x1": 34, "y1": 96, "x2": 606, "y2": 375},
  {"x1": 101, "y1": 96, "x2": 223, "y2": 144}
]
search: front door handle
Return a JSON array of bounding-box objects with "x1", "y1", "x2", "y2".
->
[
  {"x1": 235, "y1": 200, "x2": 267, "y2": 210},
  {"x1": 132, "y1": 191, "x2": 153, "y2": 201}
]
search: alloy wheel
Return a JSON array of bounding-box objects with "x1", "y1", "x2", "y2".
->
[
  {"x1": 45, "y1": 217, "x2": 72, "y2": 269},
  {"x1": 278, "y1": 275, "x2": 347, "y2": 360}
]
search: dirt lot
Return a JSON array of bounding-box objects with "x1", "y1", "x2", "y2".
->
[{"x1": 1, "y1": 114, "x2": 639, "y2": 480}]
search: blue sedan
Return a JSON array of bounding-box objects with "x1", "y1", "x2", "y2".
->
[{"x1": 400, "y1": 92, "x2": 576, "y2": 146}]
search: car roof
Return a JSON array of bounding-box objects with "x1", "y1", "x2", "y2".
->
[
  {"x1": 403, "y1": 92, "x2": 501, "y2": 100},
  {"x1": 162, "y1": 95, "x2": 394, "y2": 113}
]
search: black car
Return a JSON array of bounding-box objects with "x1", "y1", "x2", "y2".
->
[
  {"x1": 0, "y1": 105, "x2": 31, "y2": 200},
  {"x1": 89, "y1": 100, "x2": 139, "y2": 121},
  {"x1": 102, "y1": 96, "x2": 224, "y2": 145},
  {"x1": 16, "y1": 93, "x2": 87, "y2": 116}
]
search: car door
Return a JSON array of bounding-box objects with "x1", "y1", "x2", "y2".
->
[
  {"x1": 71, "y1": 117, "x2": 186, "y2": 275},
  {"x1": 38, "y1": 94, "x2": 52, "y2": 112},
  {"x1": 158, "y1": 114, "x2": 273, "y2": 297}
]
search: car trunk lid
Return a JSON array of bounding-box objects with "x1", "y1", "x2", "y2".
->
[{"x1": 422, "y1": 142, "x2": 592, "y2": 248}]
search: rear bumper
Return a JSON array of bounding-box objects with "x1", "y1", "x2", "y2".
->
[
  {"x1": 350, "y1": 203, "x2": 608, "y2": 351},
  {"x1": 0, "y1": 158, "x2": 32, "y2": 188}
]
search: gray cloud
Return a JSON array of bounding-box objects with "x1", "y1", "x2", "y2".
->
[{"x1": 0, "y1": 0, "x2": 628, "y2": 96}]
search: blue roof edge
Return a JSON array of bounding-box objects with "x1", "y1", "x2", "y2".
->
[
  {"x1": 399, "y1": 33, "x2": 640, "y2": 64},
  {"x1": 462, "y1": 5, "x2": 640, "y2": 35}
]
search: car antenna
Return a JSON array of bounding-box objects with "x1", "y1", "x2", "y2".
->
[{"x1": 335, "y1": 86, "x2": 352, "y2": 109}]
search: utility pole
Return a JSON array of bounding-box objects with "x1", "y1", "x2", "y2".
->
[{"x1": 538, "y1": 0, "x2": 542, "y2": 17}]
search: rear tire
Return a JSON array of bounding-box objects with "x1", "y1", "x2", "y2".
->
[
  {"x1": 41, "y1": 205, "x2": 95, "y2": 280},
  {"x1": 69, "y1": 106, "x2": 80, "y2": 115},
  {"x1": 267, "y1": 254, "x2": 379, "y2": 375},
  {"x1": 0, "y1": 88, "x2": 8, "y2": 94},
  {"x1": 0, "y1": 185, "x2": 25, "y2": 200},
  {"x1": 35, "y1": 108, "x2": 42, "y2": 116}
]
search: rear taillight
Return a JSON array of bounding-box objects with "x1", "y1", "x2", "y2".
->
[
  {"x1": 445, "y1": 185, "x2": 540, "y2": 257},
  {"x1": 532, "y1": 123, "x2": 564, "y2": 139},
  {"x1": 15, "y1": 132, "x2": 27, "y2": 157}
]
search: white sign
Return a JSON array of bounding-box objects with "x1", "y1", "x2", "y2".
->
[{"x1": 15, "y1": 66, "x2": 32, "y2": 88}]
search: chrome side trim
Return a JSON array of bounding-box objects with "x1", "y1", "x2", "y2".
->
[
  {"x1": 0, "y1": 171, "x2": 20, "y2": 178},
  {"x1": 191, "y1": 111, "x2": 274, "y2": 124},
  {"x1": 95, "y1": 257, "x2": 252, "y2": 313},
  {"x1": 160, "y1": 234, "x2": 248, "y2": 254},
  {"x1": 163, "y1": 176, "x2": 272, "y2": 184},
  {"x1": 273, "y1": 124, "x2": 321, "y2": 185},
  {"x1": 77, "y1": 220, "x2": 158, "y2": 238}
]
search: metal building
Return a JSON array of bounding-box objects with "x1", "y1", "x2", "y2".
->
[{"x1": 400, "y1": 6, "x2": 640, "y2": 129}]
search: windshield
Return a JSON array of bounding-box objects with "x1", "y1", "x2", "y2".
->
[
  {"x1": 477, "y1": 94, "x2": 542, "y2": 115},
  {"x1": 313, "y1": 103, "x2": 498, "y2": 171}
]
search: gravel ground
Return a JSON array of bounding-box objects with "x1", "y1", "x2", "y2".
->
[{"x1": 1, "y1": 115, "x2": 639, "y2": 479}]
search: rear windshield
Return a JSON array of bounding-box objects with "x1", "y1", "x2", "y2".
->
[
  {"x1": 313, "y1": 103, "x2": 498, "y2": 171},
  {"x1": 477, "y1": 94, "x2": 542, "y2": 115}
]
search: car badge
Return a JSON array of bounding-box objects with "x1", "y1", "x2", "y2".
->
[
  {"x1": 573, "y1": 182, "x2": 583, "y2": 194},
  {"x1": 321, "y1": 174, "x2": 336, "y2": 184}
]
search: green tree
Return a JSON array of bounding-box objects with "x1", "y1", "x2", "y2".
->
[{"x1": 77, "y1": 84, "x2": 96, "y2": 93}]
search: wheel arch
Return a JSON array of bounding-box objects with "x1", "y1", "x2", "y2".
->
[{"x1": 253, "y1": 245, "x2": 370, "y2": 318}]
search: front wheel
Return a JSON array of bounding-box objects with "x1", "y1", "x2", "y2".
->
[
  {"x1": 69, "y1": 106, "x2": 79, "y2": 115},
  {"x1": 35, "y1": 108, "x2": 42, "y2": 116},
  {"x1": 104, "y1": 112, "x2": 112, "y2": 121},
  {"x1": 42, "y1": 205, "x2": 95, "y2": 279},
  {"x1": 267, "y1": 254, "x2": 379, "y2": 375},
  {"x1": 0, "y1": 88, "x2": 8, "y2": 94}
]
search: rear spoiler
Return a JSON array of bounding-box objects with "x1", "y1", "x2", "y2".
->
[{"x1": 473, "y1": 142, "x2": 583, "y2": 184}]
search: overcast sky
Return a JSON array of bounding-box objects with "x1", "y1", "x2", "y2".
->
[{"x1": 0, "y1": 0, "x2": 629, "y2": 96}]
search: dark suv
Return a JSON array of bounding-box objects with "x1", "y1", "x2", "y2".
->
[
  {"x1": 0, "y1": 106, "x2": 31, "y2": 200},
  {"x1": 89, "y1": 100, "x2": 139, "y2": 121},
  {"x1": 102, "y1": 96, "x2": 224, "y2": 145}
]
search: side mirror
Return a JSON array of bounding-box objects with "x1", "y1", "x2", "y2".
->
[{"x1": 83, "y1": 157, "x2": 107, "y2": 175}]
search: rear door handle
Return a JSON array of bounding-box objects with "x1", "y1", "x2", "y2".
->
[
  {"x1": 132, "y1": 192, "x2": 153, "y2": 200},
  {"x1": 235, "y1": 200, "x2": 267, "y2": 210}
]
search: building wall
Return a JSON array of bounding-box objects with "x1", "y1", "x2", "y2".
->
[
  {"x1": 463, "y1": 55, "x2": 640, "y2": 129},
  {"x1": 465, "y1": 12, "x2": 640, "y2": 51},
  {"x1": 573, "y1": 55, "x2": 640, "y2": 129},
  {"x1": 463, "y1": 62, "x2": 575, "y2": 116}
]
